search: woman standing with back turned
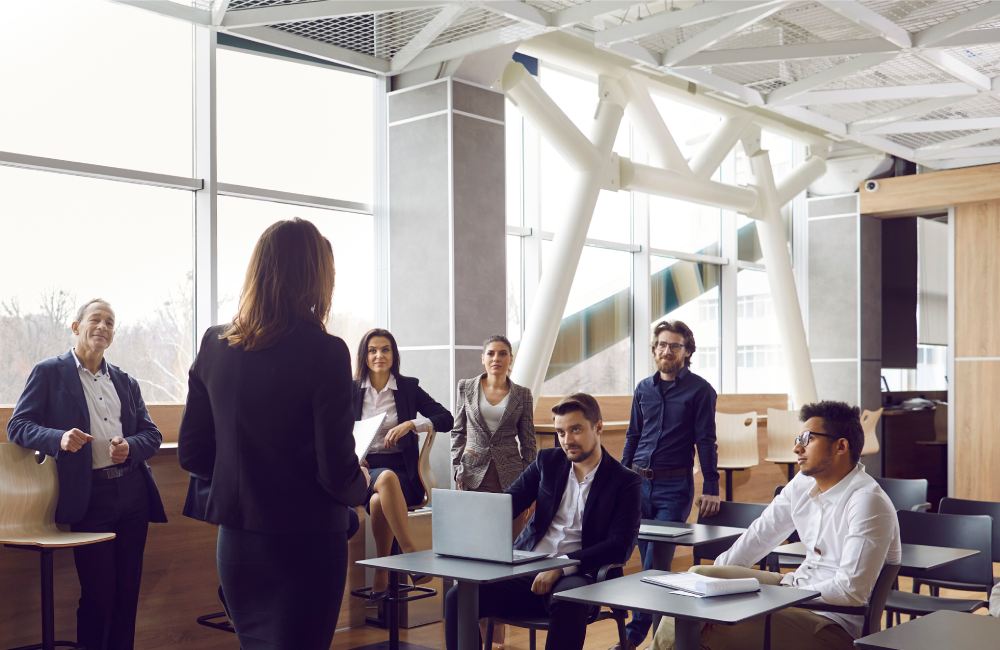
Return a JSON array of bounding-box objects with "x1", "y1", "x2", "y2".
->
[{"x1": 178, "y1": 218, "x2": 368, "y2": 650}]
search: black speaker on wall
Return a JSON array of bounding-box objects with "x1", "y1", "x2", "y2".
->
[{"x1": 881, "y1": 217, "x2": 918, "y2": 369}]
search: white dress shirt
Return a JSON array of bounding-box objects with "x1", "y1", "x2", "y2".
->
[
  {"x1": 716, "y1": 463, "x2": 901, "y2": 639},
  {"x1": 532, "y1": 463, "x2": 598, "y2": 574},
  {"x1": 71, "y1": 350, "x2": 123, "y2": 470},
  {"x1": 361, "y1": 375, "x2": 431, "y2": 454}
]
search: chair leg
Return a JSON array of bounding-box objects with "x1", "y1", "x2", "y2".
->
[
  {"x1": 615, "y1": 613, "x2": 628, "y2": 645},
  {"x1": 724, "y1": 470, "x2": 734, "y2": 501},
  {"x1": 485, "y1": 619, "x2": 495, "y2": 648},
  {"x1": 529, "y1": 628, "x2": 536, "y2": 650}
]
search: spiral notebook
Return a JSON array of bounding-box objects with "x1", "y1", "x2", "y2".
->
[{"x1": 640, "y1": 572, "x2": 760, "y2": 597}]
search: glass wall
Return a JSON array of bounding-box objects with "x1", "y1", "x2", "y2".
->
[{"x1": 0, "y1": 3, "x2": 376, "y2": 405}]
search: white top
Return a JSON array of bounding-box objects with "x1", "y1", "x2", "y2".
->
[
  {"x1": 716, "y1": 463, "x2": 901, "y2": 639},
  {"x1": 532, "y1": 463, "x2": 599, "y2": 574},
  {"x1": 478, "y1": 390, "x2": 509, "y2": 433},
  {"x1": 361, "y1": 375, "x2": 431, "y2": 454},
  {"x1": 990, "y1": 581, "x2": 1000, "y2": 617},
  {"x1": 71, "y1": 350, "x2": 123, "y2": 470}
]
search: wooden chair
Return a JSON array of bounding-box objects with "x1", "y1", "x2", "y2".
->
[
  {"x1": 715, "y1": 412, "x2": 759, "y2": 501},
  {"x1": 410, "y1": 428, "x2": 437, "y2": 510},
  {"x1": 764, "y1": 409, "x2": 800, "y2": 482},
  {"x1": 861, "y1": 408, "x2": 883, "y2": 456},
  {"x1": 0, "y1": 443, "x2": 115, "y2": 650}
]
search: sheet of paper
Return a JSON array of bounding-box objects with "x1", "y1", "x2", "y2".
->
[{"x1": 353, "y1": 412, "x2": 386, "y2": 460}]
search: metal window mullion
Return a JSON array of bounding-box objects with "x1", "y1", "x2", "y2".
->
[
  {"x1": 217, "y1": 183, "x2": 372, "y2": 214},
  {"x1": 0, "y1": 150, "x2": 201, "y2": 191},
  {"x1": 193, "y1": 25, "x2": 218, "y2": 346}
]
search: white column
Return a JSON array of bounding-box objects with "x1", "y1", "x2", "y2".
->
[
  {"x1": 508, "y1": 72, "x2": 627, "y2": 397},
  {"x1": 193, "y1": 25, "x2": 218, "y2": 346},
  {"x1": 744, "y1": 135, "x2": 818, "y2": 407}
]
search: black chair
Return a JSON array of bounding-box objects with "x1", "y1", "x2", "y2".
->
[
  {"x1": 794, "y1": 562, "x2": 900, "y2": 636},
  {"x1": 885, "y1": 510, "x2": 992, "y2": 624},
  {"x1": 915, "y1": 497, "x2": 1000, "y2": 595},
  {"x1": 484, "y1": 564, "x2": 628, "y2": 650},
  {"x1": 693, "y1": 501, "x2": 767, "y2": 566},
  {"x1": 874, "y1": 477, "x2": 931, "y2": 512}
]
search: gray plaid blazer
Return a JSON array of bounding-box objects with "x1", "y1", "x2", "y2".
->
[{"x1": 450, "y1": 375, "x2": 537, "y2": 491}]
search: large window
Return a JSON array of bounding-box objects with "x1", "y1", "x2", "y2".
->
[{"x1": 736, "y1": 269, "x2": 787, "y2": 392}]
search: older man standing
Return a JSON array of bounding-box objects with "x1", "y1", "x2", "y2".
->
[{"x1": 8, "y1": 298, "x2": 166, "y2": 650}]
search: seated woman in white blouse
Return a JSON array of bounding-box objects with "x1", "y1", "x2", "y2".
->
[{"x1": 353, "y1": 329, "x2": 453, "y2": 598}]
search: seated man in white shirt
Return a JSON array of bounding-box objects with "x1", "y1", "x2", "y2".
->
[
  {"x1": 990, "y1": 582, "x2": 1000, "y2": 617},
  {"x1": 652, "y1": 400, "x2": 901, "y2": 650}
]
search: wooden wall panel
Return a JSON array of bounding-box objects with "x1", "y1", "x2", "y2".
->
[
  {"x1": 955, "y1": 201, "x2": 1000, "y2": 357},
  {"x1": 859, "y1": 163, "x2": 1000, "y2": 218},
  {"x1": 954, "y1": 361, "x2": 1000, "y2": 501}
]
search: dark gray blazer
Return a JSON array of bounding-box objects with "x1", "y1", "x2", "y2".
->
[{"x1": 450, "y1": 374, "x2": 537, "y2": 491}]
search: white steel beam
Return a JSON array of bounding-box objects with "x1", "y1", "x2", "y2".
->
[
  {"x1": 402, "y1": 24, "x2": 545, "y2": 72},
  {"x1": 673, "y1": 38, "x2": 899, "y2": 67},
  {"x1": 619, "y1": 159, "x2": 758, "y2": 212},
  {"x1": 765, "y1": 53, "x2": 897, "y2": 105},
  {"x1": 913, "y1": 1, "x2": 1000, "y2": 47},
  {"x1": 689, "y1": 115, "x2": 751, "y2": 178},
  {"x1": 918, "y1": 145, "x2": 1000, "y2": 160},
  {"x1": 551, "y1": 1, "x2": 634, "y2": 28},
  {"x1": 114, "y1": 0, "x2": 211, "y2": 25},
  {"x1": 852, "y1": 133, "x2": 918, "y2": 161},
  {"x1": 921, "y1": 155, "x2": 1000, "y2": 169},
  {"x1": 770, "y1": 105, "x2": 848, "y2": 136},
  {"x1": 596, "y1": 1, "x2": 764, "y2": 46},
  {"x1": 510, "y1": 76, "x2": 627, "y2": 398},
  {"x1": 917, "y1": 128, "x2": 1000, "y2": 153},
  {"x1": 935, "y1": 27, "x2": 1000, "y2": 49},
  {"x1": 775, "y1": 154, "x2": 828, "y2": 207},
  {"x1": 481, "y1": 1, "x2": 551, "y2": 27},
  {"x1": 228, "y1": 25, "x2": 389, "y2": 73},
  {"x1": 818, "y1": 1, "x2": 912, "y2": 48},
  {"x1": 605, "y1": 41, "x2": 661, "y2": 68},
  {"x1": 212, "y1": 0, "x2": 233, "y2": 26},
  {"x1": 848, "y1": 96, "x2": 961, "y2": 133},
  {"x1": 918, "y1": 50, "x2": 992, "y2": 91},
  {"x1": 0, "y1": 150, "x2": 201, "y2": 190},
  {"x1": 222, "y1": 1, "x2": 440, "y2": 29},
  {"x1": 668, "y1": 67, "x2": 766, "y2": 106},
  {"x1": 662, "y1": 2, "x2": 790, "y2": 67},
  {"x1": 623, "y1": 74, "x2": 692, "y2": 175},
  {"x1": 390, "y1": 4, "x2": 465, "y2": 72},
  {"x1": 775, "y1": 82, "x2": 977, "y2": 107},
  {"x1": 868, "y1": 116, "x2": 1000, "y2": 134}
]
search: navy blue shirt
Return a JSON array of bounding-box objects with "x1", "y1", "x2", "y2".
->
[{"x1": 621, "y1": 367, "x2": 719, "y2": 496}]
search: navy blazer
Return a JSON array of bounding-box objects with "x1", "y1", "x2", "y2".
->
[
  {"x1": 7, "y1": 351, "x2": 166, "y2": 525},
  {"x1": 352, "y1": 375, "x2": 453, "y2": 499},
  {"x1": 510, "y1": 447, "x2": 641, "y2": 576}
]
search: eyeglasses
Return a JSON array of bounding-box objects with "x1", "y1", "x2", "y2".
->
[
  {"x1": 654, "y1": 342, "x2": 685, "y2": 352},
  {"x1": 794, "y1": 430, "x2": 841, "y2": 448}
]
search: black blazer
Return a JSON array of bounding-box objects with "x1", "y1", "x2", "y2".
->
[
  {"x1": 510, "y1": 447, "x2": 641, "y2": 575},
  {"x1": 179, "y1": 323, "x2": 368, "y2": 533},
  {"x1": 7, "y1": 351, "x2": 166, "y2": 525},
  {"x1": 352, "y1": 375, "x2": 453, "y2": 499}
]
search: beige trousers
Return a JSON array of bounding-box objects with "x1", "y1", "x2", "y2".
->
[{"x1": 649, "y1": 565, "x2": 854, "y2": 650}]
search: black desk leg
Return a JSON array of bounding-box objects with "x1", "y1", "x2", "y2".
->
[
  {"x1": 674, "y1": 619, "x2": 702, "y2": 650},
  {"x1": 763, "y1": 613, "x2": 771, "y2": 650},
  {"x1": 455, "y1": 581, "x2": 480, "y2": 650},
  {"x1": 387, "y1": 571, "x2": 400, "y2": 650},
  {"x1": 724, "y1": 470, "x2": 733, "y2": 501},
  {"x1": 785, "y1": 463, "x2": 795, "y2": 482}
]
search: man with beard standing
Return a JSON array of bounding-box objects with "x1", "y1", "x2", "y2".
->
[{"x1": 615, "y1": 320, "x2": 720, "y2": 650}]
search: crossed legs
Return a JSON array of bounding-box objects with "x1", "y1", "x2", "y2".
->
[{"x1": 369, "y1": 469, "x2": 419, "y2": 593}]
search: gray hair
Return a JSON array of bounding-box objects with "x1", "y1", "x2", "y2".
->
[{"x1": 74, "y1": 298, "x2": 113, "y2": 323}]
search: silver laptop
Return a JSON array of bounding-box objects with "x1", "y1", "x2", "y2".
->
[
  {"x1": 639, "y1": 523, "x2": 692, "y2": 538},
  {"x1": 432, "y1": 489, "x2": 549, "y2": 564}
]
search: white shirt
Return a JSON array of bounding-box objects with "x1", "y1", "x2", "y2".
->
[
  {"x1": 361, "y1": 375, "x2": 431, "y2": 454},
  {"x1": 71, "y1": 350, "x2": 123, "y2": 470},
  {"x1": 990, "y1": 581, "x2": 1000, "y2": 617},
  {"x1": 478, "y1": 390, "x2": 509, "y2": 433},
  {"x1": 716, "y1": 463, "x2": 901, "y2": 639},
  {"x1": 532, "y1": 463, "x2": 599, "y2": 574}
]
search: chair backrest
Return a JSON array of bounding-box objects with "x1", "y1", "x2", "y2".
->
[
  {"x1": 0, "y1": 443, "x2": 60, "y2": 539},
  {"x1": 715, "y1": 411, "x2": 758, "y2": 468},
  {"x1": 874, "y1": 477, "x2": 929, "y2": 512},
  {"x1": 860, "y1": 408, "x2": 883, "y2": 456},
  {"x1": 693, "y1": 501, "x2": 767, "y2": 563},
  {"x1": 897, "y1": 510, "x2": 994, "y2": 588},
  {"x1": 765, "y1": 409, "x2": 800, "y2": 463},
  {"x1": 939, "y1": 497, "x2": 1000, "y2": 563},
  {"x1": 863, "y1": 562, "x2": 901, "y2": 635},
  {"x1": 412, "y1": 428, "x2": 437, "y2": 510}
]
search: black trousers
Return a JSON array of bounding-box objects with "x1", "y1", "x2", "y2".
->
[
  {"x1": 70, "y1": 468, "x2": 150, "y2": 650},
  {"x1": 444, "y1": 573, "x2": 595, "y2": 650},
  {"x1": 217, "y1": 525, "x2": 349, "y2": 650}
]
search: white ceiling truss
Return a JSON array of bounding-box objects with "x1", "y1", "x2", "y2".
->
[{"x1": 122, "y1": 0, "x2": 1000, "y2": 171}]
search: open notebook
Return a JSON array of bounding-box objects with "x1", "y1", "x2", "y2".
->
[{"x1": 640, "y1": 572, "x2": 760, "y2": 597}]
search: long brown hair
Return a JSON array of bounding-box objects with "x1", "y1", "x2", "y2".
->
[{"x1": 222, "y1": 218, "x2": 335, "y2": 351}]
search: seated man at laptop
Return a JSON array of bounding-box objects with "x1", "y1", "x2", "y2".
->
[
  {"x1": 651, "y1": 400, "x2": 901, "y2": 650},
  {"x1": 444, "y1": 393, "x2": 641, "y2": 650}
]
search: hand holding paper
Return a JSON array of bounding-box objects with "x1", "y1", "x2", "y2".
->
[{"x1": 353, "y1": 412, "x2": 386, "y2": 461}]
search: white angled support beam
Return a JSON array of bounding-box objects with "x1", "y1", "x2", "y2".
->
[
  {"x1": 818, "y1": 1, "x2": 912, "y2": 48},
  {"x1": 620, "y1": 159, "x2": 758, "y2": 212},
  {"x1": 918, "y1": 145, "x2": 1000, "y2": 160},
  {"x1": 596, "y1": 1, "x2": 760, "y2": 46},
  {"x1": 662, "y1": 2, "x2": 789, "y2": 67},
  {"x1": 222, "y1": 0, "x2": 438, "y2": 28},
  {"x1": 510, "y1": 76, "x2": 627, "y2": 398},
  {"x1": 212, "y1": 0, "x2": 233, "y2": 26},
  {"x1": 766, "y1": 52, "x2": 897, "y2": 105},
  {"x1": 390, "y1": 4, "x2": 465, "y2": 72},
  {"x1": 917, "y1": 128, "x2": 1000, "y2": 154},
  {"x1": 114, "y1": 0, "x2": 211, "y2": 25},
  {"x1": 403, "y1": 23, "x2": 545, "y2": 72},
  {"x1": 743, "y1": 138, "x2": 817, "y2": 408},
  {"x1": 230, "y1": 26, "x2": 389, "y2": 73},
  {"x1": 623, "y1": 74, "x2": 691, "y2": 175},
  {"x1": 502, "y1": 62, "x2": 599, "y2": 170},
  {"x1": 776, "y1": 82, "x2": 977, "y2": 106},
  {"x1": 852, "y1": 134, "x2": 918, "y2": 161},
  {"x1": 480, "y1": 1, "x2": 551, "y2": 27},
  {"x1": 551, "y1": 1, "x2": 632, "y2": 28},
  {"x1": 770, "y1": 105, "x2": 848, "y2": 136},
  {"x1": 673, "y1": 38, "x2": 899, "y2": 67},
  {"x1": 605, "y1": 41, "x2": 661, "y2": 68},
  {"x1": 690, "y1": 115, "x2": 751, "y2": 179},
  {"x1": 867, "y1": 116, "x2": 1000, "y2": 134},
  {"x1": 668, "y1": 68, "x2": 766, "y2": 106},
  {"x1": 848, "y1": 96, "x2": 962, "y2": 133},
  {"x1": 775, "y1": 154, "x2": 828, "y2": 207},
  {"x1": 914, "y1": 1, "x2": 1000, "y2": 47},
  {"x1": 918, "y1": 50, "x2": 992, "y2": 91}
]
